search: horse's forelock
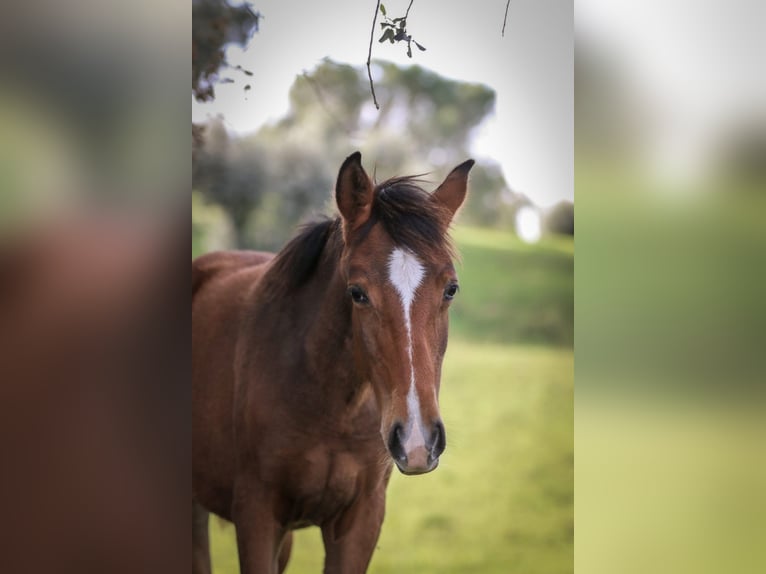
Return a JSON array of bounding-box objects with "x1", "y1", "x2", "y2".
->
[{"x1": 358, "y1": 177, "x2": 456, "y2": 263}]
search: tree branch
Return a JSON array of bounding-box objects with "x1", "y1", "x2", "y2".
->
[
  {"x1": 502, "y1": 0, "x2": 511, "y2": 37},
  {"x1": 367, "y1": 0, "x2": 382, "y2": 110},
  {"x1": 404, "y1": 0, "x2": 415, "y2": 20}
]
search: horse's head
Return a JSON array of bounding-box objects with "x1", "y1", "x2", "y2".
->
[{"x1": 335, "y1": 152, "x2": 473, "y2": 475}]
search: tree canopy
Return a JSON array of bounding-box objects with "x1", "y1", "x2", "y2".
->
[
  {"x1": 194, "y1": 60, "x2": 512, "y2": 248},
  {"x1": 192, "y1": 0, "x2": 261, "y2": 103}
]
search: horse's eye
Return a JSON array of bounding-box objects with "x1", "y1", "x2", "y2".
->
[
  {"x1": 348, "y1": 285, "x2": 369, "y2": 305},
  {"x1": 444, "y1": 283, "x2": 459, "y2": 301}
]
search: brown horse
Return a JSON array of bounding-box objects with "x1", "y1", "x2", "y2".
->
[{"x1": 192, "y1": 152, "x2": 473, "y2": 574}]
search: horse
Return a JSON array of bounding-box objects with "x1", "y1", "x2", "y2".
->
[{"x1": 192, "y1": 152, "x2": 474, "y2": 574}]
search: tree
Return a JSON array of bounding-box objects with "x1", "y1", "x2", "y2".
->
[
  {"x1": 194, "y1": 59, "x2": 502, "y2": 248},
  {"x1": 193, "y1": 117, "x2": 272, "y2": 248},
  {"x1": 192, "y1": 0, "x2": 260, "y2": 159},
  {"x1": 192, "y1": 0, "x2": 261, "y2": 103},
  {"x1": 269, "y1": 59, "x2": 495, "y2": 172},
  {"x1": 459, "y1": 161, "x2": 516, "y2": 227},
  {"x1": 545, "y1": 201, "x2": 575, "y2": 236}
]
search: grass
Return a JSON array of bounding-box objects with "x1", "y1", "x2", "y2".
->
[
  {"x1": 196, "y1": 222, "x2": 573, "y2": 573},
  {"x1": 450, "y1": 226, "x2": 574, "y2": 346}
]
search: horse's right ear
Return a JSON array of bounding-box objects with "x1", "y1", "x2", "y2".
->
[
  {"x1": 335, "y1": 152, "x2": 374, "y2": 236},
  {"x1": 432, "y1": 159, "x2": 475, "y2": 221}
]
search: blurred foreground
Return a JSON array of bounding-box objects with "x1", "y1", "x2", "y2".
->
[
  {"x1": 576, "y1": 1, "x2": 766, "y2": 572},
  {"x1": 0, "y1": 210, "x2": 188, "y2": 573},
  {"x1": 1, "y1": 1, "x2": 188, "y2": 572},
  {"x1": 576, "y1": 168, "x2": 766, "y2": 574}
]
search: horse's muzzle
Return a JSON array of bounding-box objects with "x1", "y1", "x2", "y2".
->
[{"x1": 387, "y1": 419, "x2": 446, "y2": 475}]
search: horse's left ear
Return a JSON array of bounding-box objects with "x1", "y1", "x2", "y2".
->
[
  {"x1": 432, "y1": 159, "x2": 475, "y2": 220},
  {"x1": 336, "y1": 151, "x2": 374, "y2": 236}
]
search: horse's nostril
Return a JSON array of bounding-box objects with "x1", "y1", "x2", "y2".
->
[
  {"x1": 387, "y1": 422, "x2": 407, "y2": 462},
  {"x1": 431, "y1": 420, "x2": 446, "y2": 459}
]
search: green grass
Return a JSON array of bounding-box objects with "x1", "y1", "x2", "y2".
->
[
  {"x1": 450, "y1": 226, "x2": 574, "y2": 347},
  {"x1": 198, "y1": 223, "x2": 573, "y2": 573}
]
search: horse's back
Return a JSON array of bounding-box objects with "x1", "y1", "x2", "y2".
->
[
  {"x1": 192, "y1": 250, "x2": 273, "y2": 297},
  {"x1": 192, "y1": 250, "x2": 273, "y2": 518}
]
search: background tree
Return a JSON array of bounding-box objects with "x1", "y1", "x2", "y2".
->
[
  {"x1": 192, "y1": 0, "x2": 261, "y2": 103},
  {"x1": 193, "y1": 116, "x2": 272, "y2": 248},
  {"x1": 192, "y1": 0, "x2": 260, "y2": 161},
  {"x1": 544, "y1": 201, "x2": 575, "y2": 236},
  {"x1": 193, "y1": 59, "x2": 502, "y2": 249},
  {"x1": 458, "y1": 160, "x2": 516, "y2": 228}
]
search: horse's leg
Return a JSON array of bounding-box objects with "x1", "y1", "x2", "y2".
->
[
  {"x1": 320, "y1": 493, "x2": 386, "y2": 574},
  {"x1": 277, "y1": 531, "x2": 293, "y2": 573},
  {"x1": 232, "y1": 487, "x2": 286, "y2": 574},
  {"x1": 234, "y1": 514, "x2": 286, "y2": 574},
  {"x1": 192, "y1": 500, "x2": 212, "y2": 574}
]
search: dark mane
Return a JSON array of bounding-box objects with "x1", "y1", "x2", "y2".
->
[
  {"x1": 265, "y1": 218, "x2": 342, "y2": 291},
  {"x1": 266, "y1": 176, "x2": 454, "y2": 291}
]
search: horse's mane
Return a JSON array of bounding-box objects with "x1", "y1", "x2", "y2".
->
[
  {"x1": 264, "y1": 217, "x2": 342, "y2": 292},
  {"x1": 265, "y1": 176, "x2": 454, "y2": 292}
]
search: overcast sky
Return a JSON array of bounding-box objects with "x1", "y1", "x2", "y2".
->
[{"x1": 193, "y1": 1, "x2": 574, "y2": 208}]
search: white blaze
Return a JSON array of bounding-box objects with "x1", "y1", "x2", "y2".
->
[{"x1": 388, "y1": 248, "x2": 427, "y2": 450}]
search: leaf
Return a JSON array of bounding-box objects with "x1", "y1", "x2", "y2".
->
[
  {"x1": 380, "y1": 22, "x2": 394, "y2": 29},
  {"x1": 244, "y1": 84, "x2": 251, "y2": 91},
  {"x1": 414, "y1": 41, "x2": 426, "y2": 51},
  {"x1": 378, "y1": 28, "x2": 395, "y2": 43},
  {"x1": 407, "y1": 40, "x2": 412, "y2": 58},
  {"x1": 380, "y1": 4, "x2": 386, "y2": 16}
]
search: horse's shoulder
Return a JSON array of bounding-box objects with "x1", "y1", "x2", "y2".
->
[{"x1": 192, "y1": 250, "x2": 274, "y2": 298}]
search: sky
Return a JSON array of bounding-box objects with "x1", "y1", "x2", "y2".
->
[{"x1": 192, "y1": 1, "x2": 574, "y2": 208}]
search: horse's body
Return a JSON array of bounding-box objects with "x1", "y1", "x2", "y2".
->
[{"x1": 192, "y1": 153, "x2": 473, "y2": 574}]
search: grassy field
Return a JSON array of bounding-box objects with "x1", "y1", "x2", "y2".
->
[
  {"x1": 449, "y1": 226, "x2": 573, "y2": 347},
  {"x1": 195, "y1": 224, "x2": 573, "y2": 573}
]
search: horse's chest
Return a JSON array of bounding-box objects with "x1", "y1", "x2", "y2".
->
[{"x1": 280, "y1": 445, "x2": 366, "y2": 525}]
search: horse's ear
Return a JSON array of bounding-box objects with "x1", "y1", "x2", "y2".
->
[
  {"x1": 432, "y1": 159, "x2": 475, "y2": 220},
  {"x1": 336, "y1": 152, "x2": 374, "y2": 236}
]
